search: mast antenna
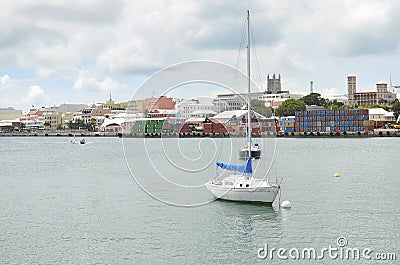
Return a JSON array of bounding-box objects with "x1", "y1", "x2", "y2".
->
[{"x1": 246, "y1": 10, "x2": 252, "y2": 151}]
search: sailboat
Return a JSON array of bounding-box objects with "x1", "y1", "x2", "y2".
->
[
  {"x1": 239, "y1": 141, "x2": 261, "y2": 159},
  {"x1": 206, "y1": 11, "x2": 280, "y2": 204}
]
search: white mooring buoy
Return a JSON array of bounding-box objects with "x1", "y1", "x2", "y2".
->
[{"x1": 281, "y1": 200, "x2": 292, "y2": 209}]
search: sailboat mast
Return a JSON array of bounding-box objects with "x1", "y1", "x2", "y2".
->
[{"x1": 246, "y1": 10, "x2": 252, "y2": 149}]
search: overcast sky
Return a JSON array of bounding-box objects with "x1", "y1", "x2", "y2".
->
[{"x1": 1, "y1": 0, "x2": 400, "y2": 110}]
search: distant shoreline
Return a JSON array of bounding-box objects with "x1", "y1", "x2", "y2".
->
[
  {"x1": 1, "y1": 130, "x2": 399, "y2": 138},
  {"x1": 0, "y1": 132, "x2": 118, "y2": 137}
]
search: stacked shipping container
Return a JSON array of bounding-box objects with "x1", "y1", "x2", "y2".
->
[
  {"x1": 281, "y1": 117, "x2": 296, "y2": 133},
  {"x1": 131, "y1": 119, "x2": 165, "y2": 134},
  {"x1": 294, "y1": 109, "x2": 373, "y2": 133}
]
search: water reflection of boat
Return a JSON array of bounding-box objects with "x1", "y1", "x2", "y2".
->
[{"x1": 212, "y1": 201, "x2": 282, "y2": 241}]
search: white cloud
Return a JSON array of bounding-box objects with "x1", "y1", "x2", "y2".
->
[
  {"x1": 1, "y1": 0, "x2": 400, "y2": 108},
  {"x1": 0, "y1": 74, "x2": 17, "y2": 107},
  {"x1": 320, "y1": 88, "x2": 339, "y2": 99},
  {"x1": 21, "y1": 85, "x2": 45, "y2": 105},
  {"x1": 1, "y1": 74, "x2": 10, "y2": 85},
  {"x1": 73, "y1": 69, "x2": 122, "y2": 92}
]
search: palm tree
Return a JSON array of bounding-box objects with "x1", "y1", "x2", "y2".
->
[
  {"x1": 90, "y1": 118, "x2": 97, "y2": 132},
  {"x1": 43, "y1": 121, "x2": 51, "y2": 130}
]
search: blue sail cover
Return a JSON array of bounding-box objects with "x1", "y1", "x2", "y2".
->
[{"x1": 216, "y1": 157, "x2": 252, "y2": 173}]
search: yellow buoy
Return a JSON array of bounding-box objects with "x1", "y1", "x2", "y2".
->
[{"x1": 334, "y1": 173, "x2": 340, "y2": 177}]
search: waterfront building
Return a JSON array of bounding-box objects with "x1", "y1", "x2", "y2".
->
[
  {"x1": 175, "y1": 99, "x2": 215, "y2": 119},
  {"x1": 74, "y1": 109, "x2": 93, "y2": 125},
  {"x1": 190, "y1": 109, "x2": 217, "y2": 118},
  {"x1": 102, "y1": 98, "x2": 116, "y2": 110},
  {"x1": 125, "y1": 100, "x2": 145, "y2": 113},
  {"x1": 261, "y1": 92, "x2": 303, "y2": 108},
  {"x1": 213, "y1": 94, "x2": 247, "y2": 113},
  {"x1": 100, "y1": 112, "x2": 145, "y2": 133},
  {"x1": 91, "y1": 108, "x2": 112, "y2": 117},
  {"x1": 148, "y1": 109, "x2": 177, "y2": 118},
  {"x1": 0, "y1": 107, "x2": 22, "y2": 120},
  {"x1": 0, "y1": 119, "x2": 20, "y2": 132},
  {"x1": 144, "y1": 96, "x2": 175, "y2": 111},
  {"x1": 44, "y1": 112, "x2": 62, "y2": 130},
  {"x1": 347, "y1": 75, "x2": 397, "y2": 106},
  {"x1": 368, "y1": 108, "x2": 395, "y2": 122},
  {"x1": 214, "y1": 91, "x2": 264, "y2": 112}
]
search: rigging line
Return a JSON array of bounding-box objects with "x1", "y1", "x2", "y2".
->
[
  {"x1": 250, "y1": 22, "x2": 263, "y2": 90},
  {"x1": 236, "y1": 18, "x2": 247, "y2": 70},
  {"x1": 262, "y1": 135, "x2": 278, "y2": 181}
]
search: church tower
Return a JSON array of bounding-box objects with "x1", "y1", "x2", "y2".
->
[{"x1": 267, "y1": 73, "x2": 282, "y2": 94}]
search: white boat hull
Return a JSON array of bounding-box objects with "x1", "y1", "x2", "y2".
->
[{"x1": 206, "y1": 176, "x2": 279, "y2": 204}]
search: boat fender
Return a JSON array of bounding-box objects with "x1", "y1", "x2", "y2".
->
[{"x1": 281, "y1": 200, "x2": 291, "y2": 209}]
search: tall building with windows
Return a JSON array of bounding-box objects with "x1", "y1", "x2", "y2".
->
[
  {"x1": 347, "y1": 75, "x2": 356, "y2": 105},
  {"x1": 347, "y1": 75, "x2": 396, "y2": 107}
]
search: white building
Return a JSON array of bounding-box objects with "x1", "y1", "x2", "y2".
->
[
  {"x1": 175, "y1": 99, "x2": 215, "y2": 119},
  {"x1": 368, "y1": 108, "x2": 395, "y2": 121},
  {"x1": 331, "y1": 94, "x2": 349, "y2": 105},
  {"x1": 0, "y1": 107, "x2": 22, "y2": 120},
  {"x1": 214, "y1": 92, "x2": 263, "y2": 112},
  {"x1": 260, "y1": 92, "x2": 304, "y2": 108}
]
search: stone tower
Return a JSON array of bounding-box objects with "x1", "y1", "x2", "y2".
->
[
  {"x1": 376, "y1": 81, "x2": 388, "y2": 103},
  {"x1": 267, "y1": 74, "x2": 281, "y2": 94},
  {"x1": 347, "y1": 75, "x2": 356, "y2": 106}
]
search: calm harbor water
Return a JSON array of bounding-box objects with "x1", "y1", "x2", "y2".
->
[{"x1": 1, "y1": 137, "x2": 399, "y2": 264}]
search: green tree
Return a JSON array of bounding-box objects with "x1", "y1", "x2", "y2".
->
[
  {"x1": 392, "y1": 99, "x2": 400, "y2": 112},
  {"x1": 368, "y1": 104, "x2": 390, "y2": 111},
  {"x1": 19, "y1": 122, "x2": 26, "y2": 131},
  {"x1": 250, "y1": 99, "x2": 273, "y2": 117},
  {"x1": 89, "y1": 118, "x2": 97, "y2": 131},
  {"x1": 326, "y1": 99, "x2": 344, "y2": 110},
  {"x1": 275, "y1": 99, "x2": 306, "y2": 117},
  {"x1": 43, "y1": 121, "x2": 51, "y2": 129},
  {"x1": 301, "y1": 93, "x2": 328, "y2": 106},
  {"x1": 392, "y1": 99, "x2": 400, "y2": 121},
  {"x1": 378, "y1": 98, "x2": 388, "y2": 105}
]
